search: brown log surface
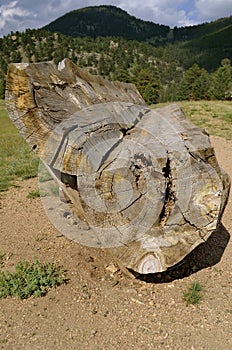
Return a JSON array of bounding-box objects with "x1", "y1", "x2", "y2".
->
[{"x1": 5, "y1": 59, "x2": 230, "y2": 274}]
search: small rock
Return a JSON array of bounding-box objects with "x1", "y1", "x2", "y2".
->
[
  {"x1": 105, "y1": 263, "x2": 119, "y2": 274},
  {"x1": 111, "y1": 280, "x2": 119, "y2": 287},
  {"x1": 56, "y1": 233, "x2": 63, "y2": 237},
  {"x1": 90, "y1": 330, "x2": 97, "y2": 339},
  {"x1": 87, "y1": 256, "x2": 95, "y2": 263},
  {"x1": 90, "y1": 264, "x2": 97, "y2": 271}
]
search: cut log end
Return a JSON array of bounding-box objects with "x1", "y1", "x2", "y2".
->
[{"x1": 5, "y1": 59, "x2": 231, "y2": 275}]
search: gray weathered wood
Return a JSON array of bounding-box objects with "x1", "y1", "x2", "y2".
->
[{"x1": 5, "y1": 59, "x2": 230, "y2": 274}]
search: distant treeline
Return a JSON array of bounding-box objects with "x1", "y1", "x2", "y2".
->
[{"x1": 0, "y1": 29, "x2": 231, "y2": 104}]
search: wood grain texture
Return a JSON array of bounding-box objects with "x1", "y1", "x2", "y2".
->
[{"x1": 5, "y1": 59, "x2": 231, "y2": 274}]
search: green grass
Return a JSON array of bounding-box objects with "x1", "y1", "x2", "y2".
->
[
  {"x1": 27, "y1": 189, "x2": 48, "y2": 198},
  {"x1": 154, "y1": 100, "x2": 232, "y2": 140},
  {"x1": 0, "y1": 338, "x2": 7, "y2": 345},
  {"x1": 0, "y1": 258, "x2": 66, "y2": 299},
  {"x1": 0, "y1": 101, "x2": 39, "y2": 192},
  {"x1": 183, "y1": 281, "x2": 203, "y2": 305}
]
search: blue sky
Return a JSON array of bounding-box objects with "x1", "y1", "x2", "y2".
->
[{"x1": 0, "y1": 0, "x2": 232, "y2": 36}]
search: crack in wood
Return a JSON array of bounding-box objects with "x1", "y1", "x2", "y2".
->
[
  {"x1": 189, "y1": 151, "x2": 204, "y2": 162},
  {"x1": 96, "y1": 136, "x2": 123, "y2": 172},
  {"x1": 5, "y1": 60, "x2": 230, "y2": 274},
  {"x1": 130, "y1": 153, "x2": 152, "y2": 190},
  {"x1": 119, "y1": 193, "x2": 144, "y2": 213},
  {"x1": 159, "y1": 155, "x2": 176, "y2": 227},
  {"x1": 50, "y1": 124, "x2": 79, "y2": 167}
]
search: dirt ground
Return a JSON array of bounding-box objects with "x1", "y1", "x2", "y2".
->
[{"x1": 0, "y1": 135, "x2": 231, "y2": 350}]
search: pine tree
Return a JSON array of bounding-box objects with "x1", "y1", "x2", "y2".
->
[
  {"x1": 192, "y1": 69, "x2": 211, "y2": 100},
  {"x1": 143, "y1": 83, "x2": 158, "y2": 104},
  {"x1": 176, "y1": 64, "x2": 210, "y2": 100},
  {"x1": 134, "y1": 67, "x2": 161, "y2": 104},
  {"x1": 112, "y1": 68, "x2": 131, "y2": 83},
  {"x1": 11, "y1": 50, "x2": 22, "y2": 63},
  {"x1": 209, "y1": 59, "x2": 232, "y2": 100}
]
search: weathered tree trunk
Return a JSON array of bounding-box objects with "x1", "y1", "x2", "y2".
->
[{"x1": 5, "y1": 59, "x2": 230, "y2": 274}]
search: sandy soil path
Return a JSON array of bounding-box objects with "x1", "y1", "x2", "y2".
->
[{"x1": 0, "y1": 136, "x2": 231, "y2": 350}]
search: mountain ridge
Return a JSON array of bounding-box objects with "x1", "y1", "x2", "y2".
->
[
  {"x1": 43, "y1": 5, "x2": 232, "y2": 47},
  {"x1": 44, "y1": 5, "x2": 170, "y2": 43}
]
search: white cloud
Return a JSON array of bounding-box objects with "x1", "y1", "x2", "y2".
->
[
  {"x1": 195, "y1": 0, "x2": 232, "y2": 21},
  {"x1": 0, "y1": 0, "x2": 232, "y2": 36},
  {"x1": 117, "y1": 0, "x2": 195, "y2": 27},
  {"x1": 0, "y1": 1, "x2": 33, "y2": 32}
]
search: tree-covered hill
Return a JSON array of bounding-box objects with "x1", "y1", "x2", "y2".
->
[
  {"x1": 0, "y1": 6, "x2": 231, "y2": 103},
  {"x1": 43, "y1": 5, "x2": 232, "y2": 71},
  {"x1": 44, "y1": 5, "x2": 170, "y2": 43},
  {"x1": 177, "y1": 16, "x2": 232, "y2": 70},
  {"x1": 173, "y1": 15, "x2": 232, "y2": 42},
  {"x1": 0, "y1": 29, "x2": 171, "y2": 102},
  {"x1": 44, "y1": 5, "x2": 232, "y2": 52}
]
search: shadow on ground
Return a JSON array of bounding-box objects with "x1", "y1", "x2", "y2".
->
[{"x1": 132, "y1": 224, "x2": 230, "y2": 283}]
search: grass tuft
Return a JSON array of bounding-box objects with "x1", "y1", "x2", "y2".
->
[
  {"x1": 183, "y1": 281, "x2": 203, "y2": 305},
  {"x1": 27, "y1": 189, "x2": 48, "y2": 198},
  {"x1": 0, "y1": 258, "x2": 67, "y2": 299}
]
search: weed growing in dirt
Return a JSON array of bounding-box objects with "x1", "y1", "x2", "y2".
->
[
  {"x1": 34, "y1": 233, "x2": 48, "y2": 242},
  {"x1": 183, "y1": 281, "x2": 203, "y2": 305},
  {"x1": 27, "y1": 189, "x2": 47, "y2": 198},
  {"x1": 0, "y1": 338, "x2": 7, "y2": 345},
  {"x1": 0, "y1": 259, "x2": 67, "y2": 299},
  {"x1": 81, "y1": 284, "x2": 91, "y2": 299}
]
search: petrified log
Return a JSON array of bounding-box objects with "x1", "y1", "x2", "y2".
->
[{"x1": 5, "y1": 59, "x2": 230, "y2": 274}]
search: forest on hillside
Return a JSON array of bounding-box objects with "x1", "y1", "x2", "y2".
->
[
  {"x1": 44, "y1": 5, "x2": 170, "y2": 42},
  {"x1": 0, "y1": 28, "x2": 232, "y2": 104}
]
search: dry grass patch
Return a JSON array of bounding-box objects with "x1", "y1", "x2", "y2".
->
[{"x1": 154, "y1": 101, "x2": 232, "y2": 140}]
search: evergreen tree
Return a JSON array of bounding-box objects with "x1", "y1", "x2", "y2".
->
[
  {"x1": 53, "y1": 47, "x2": 69, "y2": 65},
  {"x1": 98, "y1": 54, "x2": 108, "y2": 76},
  {"x1": 176, "y1": 78, "x2": 190, "y2": 100},
  {"x1": 143, "y1": 83, "x2": 158, "y2": 104},
  {"x1": 112, "y1": 68, "x2": 131, "y2": 83},
  {"x1": 11, "y1": 50, "x2": 22, "y2": 63},
  {"x1": 134, "y1": 67, "x2": 161, "y2": 104},
  {"x1": 209, "y1": 59, "x2": 232, "y2": 100},
  {"x1": 176, "y1": 64, "x2": 210, "y2": 100},
  {"x1": 192, "y1": 69, "x2": 211, "y2": 100}
]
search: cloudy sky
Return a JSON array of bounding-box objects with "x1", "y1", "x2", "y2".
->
[{"x1": 0, "y1": 0, "x2": 232, "y2": 36}]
